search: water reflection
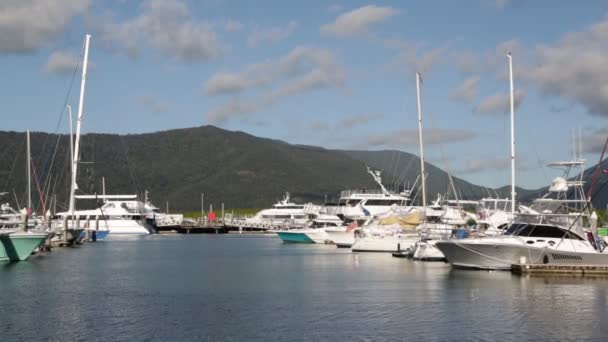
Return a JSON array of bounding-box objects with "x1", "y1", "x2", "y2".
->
[{"x1": 1, "y1": 235, "x2": 607, "y2": 341}]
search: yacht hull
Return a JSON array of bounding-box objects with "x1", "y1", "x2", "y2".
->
[
  {"x1": 324, "y1": 228, "x2": 355, "y2": 248},
  {"x1": 436, "y1": 240, "x2": 545, "y2": 270},
  {"x1": 412, "y1": 240, "x2": 446, "y2": 261},
  {"x1": 79, "y1": 230, "x2": 110, "y2": 241},
  {"x1": 352, "y1": 235, "x2": 418, "y2": 253},
  {"x1": 0, "y1": 232, "x2": 48, "y2": 261},
  {"x1": 303, "y1": 229, "x2": 332, "y2": 244},
  {"x1": 276, "y1": 231, "x2": 314, "y2": 243}
]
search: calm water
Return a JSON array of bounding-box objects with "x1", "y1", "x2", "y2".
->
[{"x1": 1, "y1": 234, "x2": 608, "y2": 341}]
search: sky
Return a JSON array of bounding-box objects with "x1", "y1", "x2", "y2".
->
[{"x1": 2, "y1": 0, "x2": 608, "y2": 190}]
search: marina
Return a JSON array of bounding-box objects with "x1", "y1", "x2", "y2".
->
[
  {"x1": 4, "y1": 2, "x2": 608, "y2": 340},
  {"x1": 2, "y1": 234, "x2": 608, "y2": 341}
]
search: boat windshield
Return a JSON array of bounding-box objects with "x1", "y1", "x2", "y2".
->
[{"x1": 505, "y1": 223, "x2": 584, "y2": 240}]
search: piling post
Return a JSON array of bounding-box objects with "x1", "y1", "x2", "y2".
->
[
  {"x1": 85, "y1": 215, "x2": 91, "y2": 241},
  {"x1": 20, "y1": 208, "x2": 28, "y2": 232},
  {"x1": 63, "y1": 215, "x2": 68, "y2": 244}
]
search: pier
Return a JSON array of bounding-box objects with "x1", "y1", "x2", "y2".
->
[
  {"x1": 175, "y1": 219, "x2": 227, "y2": 234},
  {"x1": 512, "y1": 264, "x2": 608, "y2": 276}
]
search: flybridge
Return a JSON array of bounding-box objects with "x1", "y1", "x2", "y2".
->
[{"x1": 74, "y1": 195, "x2": 137, "y2": 200}]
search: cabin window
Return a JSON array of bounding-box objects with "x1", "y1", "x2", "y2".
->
[{"x1": 506, "y1": 223, "x2": 583, "y2": 240}]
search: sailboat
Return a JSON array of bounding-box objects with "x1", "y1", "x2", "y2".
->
[
  {"x1": 350, "y1": 73, "x2": 427, "y2": 253},
  {"x1": 433, "y1": 53, "x2": 608, "y2": 269},
  {"x1": 51, "y1": 34, "x2": 92, "y2": 244},
  {"x1": 0, "y1": 131, "x2": 49, "y2": 262}
]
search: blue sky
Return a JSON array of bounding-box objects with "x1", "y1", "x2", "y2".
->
[{"x1": 2, "y1": 0, "x2": 608, "y2": 190}]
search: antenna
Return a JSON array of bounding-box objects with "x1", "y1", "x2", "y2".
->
[
  {"x1": 366, "y1": 166, "x2": 390, "y2": 196},
  {"x1": 416, "y1": 72, "x2": 427, "y2": 211},
  {"x1": 507, "y1": 53, "x2": 516, "y2": 215},
  {"x1": 26, "y1": 130, "x2": 31, "y2": 210},
  {"x1": 68, "y1": 34, "x2": 91, "y2": 216}
]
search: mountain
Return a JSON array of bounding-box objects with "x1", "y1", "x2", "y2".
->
[{"x1": 4, "y1": 125, "x2": 600, "y2": 213}]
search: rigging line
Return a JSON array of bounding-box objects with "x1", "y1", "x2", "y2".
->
[
  {"x1": 41, "y1": 132, "x2": 65, "y2": 203},
  {"x1": 390, "y1": 151, "x2": 403, "y2": 191},
  {"x1": 30, "y1": 159, "x2": 46, "y2": 218},
  {"x1": 394, "y1": 155, "x2": 417, "y2": 191},
  {"x1": 37, "y1": 41, "x2": 82, "y2": 189}
]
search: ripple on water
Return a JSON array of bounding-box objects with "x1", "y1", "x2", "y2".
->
[{"x1": 1, "y1": 235, "x2": 608, "y2": 341}]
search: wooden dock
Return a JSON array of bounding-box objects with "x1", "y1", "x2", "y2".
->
[
  {"x1": 512, "y1": 263, "x2": 608, "y2": 275},
  {"x1": 175, "y1": 222, "x2": 227, "y2": 234}
]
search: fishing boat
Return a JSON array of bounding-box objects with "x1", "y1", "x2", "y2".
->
[
  {"x1": 0, "y1": 229, "x2": 48, "y2": 262},
  {"x1": 436, "y1": 160, "x2": 606, "y2": 269},
  {"x1": 276, "y1": 215, "x2": 342, "y2": 244},
  {"x1": 331, "y1": 167, "x2": 411, "y2": 220}
]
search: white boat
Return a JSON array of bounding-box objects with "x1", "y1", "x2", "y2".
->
[
  {"x1": 324, "y1": 218, "x2": 371, "y2": 248},
  {"x1": 437, "y1": 158, "x2": 605, "y2": 270},
  {"x1": 436, "y1": 219, "x2": 603, "y2": 269},
  {"x1": 351, "y1": 207, "x2": 423, "y2": 252},
  {"x1": 276, "y1": 215, "x2": 342, "y2": 244},
  {"x1": 331, "y1": 167, "x2": 411, "y2": 220},
  {"x1": 53, "y1": 196, "x2": 154, "y2": 236},
  {"x1": 232, "y1": 192, "x2": 310, "y2": 230}
]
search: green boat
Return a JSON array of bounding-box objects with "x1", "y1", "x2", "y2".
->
[{"x1": 0, "y1": 231, "x2": 49, "y2": 262}]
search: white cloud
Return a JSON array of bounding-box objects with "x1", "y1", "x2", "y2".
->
[
  {"x1": 0, "y1": 0, "x2": 89, "y2": 54},
  {"x1": 474, "y1": 90, "x2": 525, "y2": 115},
  {"x1": 248, "y1": 21, "x2": 297, "y2": 47},
  {"x1": 389, "y1": 43, "x2": 446, "y2": 75},
  {"x1": 527, "y1": 15, "x2": 608, "y2": 117},
  {"x1": 320, "y1": 5, "x2": 398, "y2": 37},
  {"x1": 44, "y1": 50, "x2": 79, "y2": 74},
  {"x1": 366, "y1": 128, "x2": 476, "y2": 147},
  {"x1": 205, "y1": 46, "x2": 346, "y2": 124},
  {"x1": 450, "y1": 76, "x2": 480, "y2": 102},
  {"x1": 582, "y1": 127, "x2": 608, "y2": 154},
  {"x1": 92, "y1": 0, "x2": 222, "y2": 61},
  {"x1": 204, "y1": 71, "x2": 271, "y2": 95}
]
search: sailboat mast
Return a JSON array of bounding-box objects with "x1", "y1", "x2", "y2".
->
[
  {"x1": 68, "y1": 34, "x2": 91, "y2": 215},
  {"x1": 68, "y1": 105, "x2": 74, "y2": 182},
  {"x1": 507, "y1": 53, "x2": 516, "y2": 215},
  {"x1": 27, "y1": 130, "x2": 31, "y2": 209},
  {"x1": 416, "y1": 72, "x2": 427, "y2": 210}
]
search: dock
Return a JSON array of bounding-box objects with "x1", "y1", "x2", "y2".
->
[
  {"x1": 175, "y1": 221, "x2": 227, "y2": 234},
  {"x1": 512, "y1": 264, "x2": 608, "y2": 276}
]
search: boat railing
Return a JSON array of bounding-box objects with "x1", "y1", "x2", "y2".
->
[
  {"x1": 340, "y1": 189, "x2": 385, "y2": 197},
  {"x1": 303, "y1": 203, "x2": 322, "y2": 214}
]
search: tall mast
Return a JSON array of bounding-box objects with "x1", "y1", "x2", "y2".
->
[
  {"x1": 416, "y1": 72, "x2": 427, "y2": 211},
  {"x1": 68, "y1": 105, "x2": 74, "y2": 184},
  {"x1": 507, "y1": 53, "x2": 516, "y2": 215},
  {"x1": 68, "y1": 34, "x2": 91, "y2": 215},
  {"x1": 26, "y1": 130, "x2": 31, "y2": 209}
]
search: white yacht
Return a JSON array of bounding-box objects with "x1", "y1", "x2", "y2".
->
[
  {"x1": 332, "y1": 167, "x2": 411, "y2": 220},
  {"x1": 324, "y1": 218, "x2": 372, "y2": 248},
  {"x1": 350, "y1": 207, "x2": 423, "y2": 252},
  {"x1": 436, "y1": 161, "x2": 607, "y2": 270},
  {"x1": 231, "y1": 193, "x2": 310, "y2": 230},
  {"x1": 53, "y1": 195, "x2": 154, "y2": 236},
  {"x1": 276, "y1": 215, "x2": 343, "y2": 244}
]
